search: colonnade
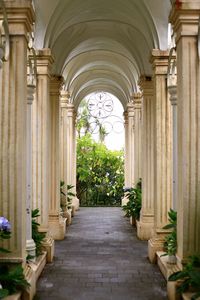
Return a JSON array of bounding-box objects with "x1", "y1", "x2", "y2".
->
[
  {"x1": 0, "y1": 0, "x2": 79, "y2": 268},
  {"x1": 123, "y1": 3, "x2": 200, "y2": 267},
  {"x1": 0, "y1": 0, "x2": 200, "y2": 299}
]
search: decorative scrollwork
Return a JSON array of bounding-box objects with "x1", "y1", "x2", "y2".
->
[
  {"x1": 88, "y1": 92, "x2": 114, "y2": 119},
  {"x1": 27, "y1": 33, "x2": 37, "y2": 86},
  {"x1": 167, "y1": 47, "x2": 177, "y2": 87},
  {"x1": 0, "y1": 0, "x2": 10, "y2": 68},
  {"x1": 78, "y1": 92, "x2": 124, "y2": 137}
]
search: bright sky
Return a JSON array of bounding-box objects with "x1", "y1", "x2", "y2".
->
[{"x1": 84, "y1": 92, "x2": 125, "y2": 151}]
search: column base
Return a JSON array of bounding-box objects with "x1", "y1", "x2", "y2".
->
[
  {"x1": 42, "y1": 236, "x2": 54, "y2": 263},
  {"x1": 4, "y1": 293, "x2": 21, "y2": 300},
  {"x1": 48, "y1": 215, "x2": 67, "y2": 240},
  {"x1": 156, "y1": 252, "x2": 182, "y2": 300},
  {"x1": 23, "y1": 252, "x2": 47, "y2": 300},
  {"x1": 157, "y1": 251, "x2": 180, "y2": 280},
  {"x1": 26, "y1": 239, "x2": 36, "y2": 262},
  {"x1": 136, "y1": 220, "x2": 154, "y2": 240},
  {"x1": 148, "y1": 236, "x2": 165, "y2": 263}
]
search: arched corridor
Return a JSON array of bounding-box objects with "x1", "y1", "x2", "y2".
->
[
  {"x1": 1, "y1": 1, "x2": 200, "y2": 299},
  {"x1": 36, "y1": 208, "x2": 167, "y2": 300}
]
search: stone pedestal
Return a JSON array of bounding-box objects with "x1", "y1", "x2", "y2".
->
[
  {"x1": 170, "y1": 1, "x2": 200, "y2": 263},
  {"x1": 148, "y1": 50, "x2": 172, "y2": 262},
  {"x1": 0, "y1": 0, "x2": 35, "y2": 263},
  {"x1": 137, "y1": 77, "x2": 154, "y2": 240},
  {"x1": 48, "y1": 76, "x2": 66, "y2": 240},
  {"x1": 32, "y1": 48, "x2": 54, "y2": 261}
]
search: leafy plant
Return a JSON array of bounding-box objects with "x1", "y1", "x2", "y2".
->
[
  {"x1": 32, "y1": 209, "x2": 45, "y2": 256},
  {"x1": 122, "y1": 179, "x2": 142, "y2": 220},
  {"x1": 0, "y1": 217, "x2": 30, "y2": 297},
  {"x1": 66, "y1": 184, "x2": 75, "y2": 210},
  {"x1": 60, "y1": 181, "x2": 66, "y2": 211},
  {"x1": 0, "y1": 288, "x2": 9, "y2": 298},
  {"x1": 169, "y1": 255, "x2": 200, "y2": 299},
  {"x1": 0, "y1": 265, "x2": 30, "y2": 297},
  {"x1": 60, "y1": 181, "x2": 75, "y2": 210},
  {"x1": 162, "y1": 209, "x2": 177, "y2": 256}
]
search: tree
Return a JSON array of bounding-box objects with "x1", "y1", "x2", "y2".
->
[{"x1": 76, "y1": 134, "x2": 124, "y2": 206}]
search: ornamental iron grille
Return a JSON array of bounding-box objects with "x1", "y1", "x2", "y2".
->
[{"x1": 77, "y1": 92, "x2": 124, "y2": 138}]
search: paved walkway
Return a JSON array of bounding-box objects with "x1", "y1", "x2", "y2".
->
[{"x1": 35, "y1": 208, "x2": 168, "y2": 300}]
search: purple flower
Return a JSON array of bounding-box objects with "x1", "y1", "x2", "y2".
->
[{"x1": 0, "y1": 217, "x2": 11, "y2": 232}]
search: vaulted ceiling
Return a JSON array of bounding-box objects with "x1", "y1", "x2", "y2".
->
[{"x1": 33, "y1": 0, "x2": 171, "y2": 108}]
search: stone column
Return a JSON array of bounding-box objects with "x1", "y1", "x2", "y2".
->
[
  {"x1": 168, "y1": 75, "x2": 177, "y2": 211},
  {"x1": 0, "y1": 0, "x2": 35, "y2": 263},
  {"x1": 148, "y1": 50, "x2": 172, "y2": 262},
  {"x1": 66, "y1": 102, "x2": 79, "y2": 211},
  {"x1": 60, "y1": 92, "x2": 79, "y2": 211},
  {"x1": 137, "y1": 77, "x2": 155, "y2": 240},
  {"x1": 48, "y1": 76, "x2": 66, "y2": 240},
  {"x1": 122, "y1": 102, "x2": 134, "y2": 206},
  {"x1": 32, "y1": 48, "x2": 54, "y2": 262},
  {"x1": 133, "y1": 93, "x2": 142, "y2": 184},
  {"x1": 170, "y1": 1, "x2": 200, "y2": 263},
  {"x1": 26, "y1": 83, "x2": 36, "y2": 260}
]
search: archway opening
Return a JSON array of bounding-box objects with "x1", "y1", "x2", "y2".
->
[{"x1": 76, "y1": 91, "x2": 125, "y2": 207}]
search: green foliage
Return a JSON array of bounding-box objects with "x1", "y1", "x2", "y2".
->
[
  {"x1": 76, "y1": 99, "x2": 91, "y2": 138},
  {"x1": 32, "y1": 209, "x2": 45, "y2": 257},
  {"x1": 60, "y1": 181, "x2": 75, "y2": 210},
  {"x1": 66, "y1": 184, "x2": 75, "y2": 209},
  {"x1": 162, "y1": 209, "x2": 177, "y2": 256},
  {"x1": 122, "y1": 180, "x2": 142, "y2": 220},
  {"x1": 77, "y1": 134, "x2": 124, "y2": 206},
  {"x1": 169, "y1": 255, "x2": 200, "y2": 299},
  {"x1": 0, "y1": 265, "x2": 30, "y2": 297},
  {"x1": 0, "y1": 288, "x2": 9, "y2": 298},
  {"x1": 0, "y1": 217, "x2": 29, "y2": 297}
]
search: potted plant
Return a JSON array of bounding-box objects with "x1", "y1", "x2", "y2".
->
[
  {"x1": 122, "y1": 179, "x2": 142, "y2": 225},
  {"x1": 168, "y1": 255, "x2": 200, "y2": 299},
  {"x1": 31, "y1": 209, "x2": 46, "y2": 257},
  {"x1": 162, "y1": 209, "x2": 177, "y2": 264},
  {"x1": 0, "y1": 217, "x2": 30, "y2": 299}
]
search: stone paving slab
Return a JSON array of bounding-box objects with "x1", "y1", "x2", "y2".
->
[{"x1": 35, "y1": 207, "x2": 168, "y2": 300}]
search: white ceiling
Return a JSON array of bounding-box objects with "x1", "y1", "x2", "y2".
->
[{"x1": 33, "y1": 0, "x2": 171, "y2": 108}]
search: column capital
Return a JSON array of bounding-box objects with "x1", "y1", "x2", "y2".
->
[
  {"x1": 123, "y1": 111, "x2": 128, "y2": 124},
  {"x1": 60, "y1": 90, "x2": 70, "y2": 107},
  {"x1": 50, "y1": 75, "x2": 64, "y2": 96},
  {"x1": 66, "y1": 103, "x2": 76, "y2": 118},
  {"x1": 169, "y1": 2, "x2": 200, "y2": 43},
  {"x1": 126, "y1": 101, "x2": 134, "y2": 117},
  {"x1": 3, "y1": 0, "x2": 35, "y2": 36},
  {"x1": 133, "y1": 93, "x2": 142, "y2": 109},
  {"x1": 138, "y1": 75, "x2": 153, "y2": 97},
  {"x1": 36, "y1": 48, "x2": 54, "y2": 77},
  {"x1": 150, "y1": 49, "x2": 169, "y2": 75}
]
